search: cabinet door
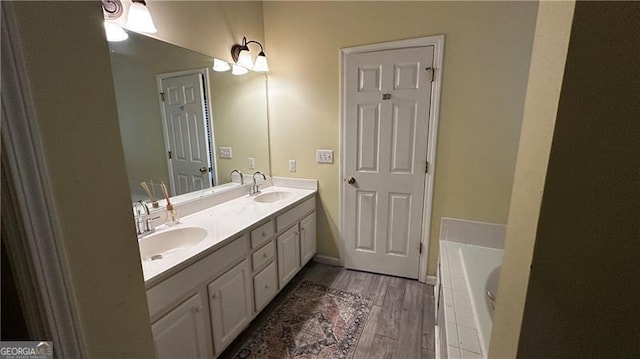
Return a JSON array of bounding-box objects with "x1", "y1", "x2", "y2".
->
[
  {"x1": 300, "y1": 212, "x2": 317, "y2": 266},
  {"x1": 277, "y1": 225, "x2": 300, "y2": 288},
  {"x1": 151, "y1": 293, "x2": 211, "y2": 359},
  {"x1": 208, "y1": 259, "x2": 253, "y2": 356},
  {"x1": 253, "y1": 261, "x2": 278, "y2": 313}
]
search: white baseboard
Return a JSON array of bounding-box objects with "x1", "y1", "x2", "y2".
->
[
  {"x1": 313, "y1": 254, "x2": 341, "y2": 266},
  {"x1": 426, "y1": 275, "x2": 437, "y2": 286}
]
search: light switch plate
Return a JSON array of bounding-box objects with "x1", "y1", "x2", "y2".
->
[
  {"x1": 289, "y1": 160, "x2": 296, "y2": 172},
  {"x1": 219, "y1": 147, "x2": 232, "y2": 159},
  {"x1": 316, "y1": 149, "x2": 334, "y2": 164},
  {"x1": 248, "y1": 157, "x2": 255, "y2": 170}
]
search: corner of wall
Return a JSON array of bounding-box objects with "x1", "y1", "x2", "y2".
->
[{"x1": 488, "y1": 2, "x2": 576, "y2": 357}]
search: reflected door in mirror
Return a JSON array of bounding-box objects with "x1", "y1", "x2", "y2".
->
[{"x1": 161, "y1": 73, "x2": 214, "y2": 195}]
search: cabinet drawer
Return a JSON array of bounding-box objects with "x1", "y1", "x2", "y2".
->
[
  {"x1": 250, "y1": 220, "x2": 275, "y2": 248},
  {"x1": 253, "y1": 261, "x2": 277, "y2": 312},
  {"x1": 252, "y1": 241, "x2": 275, "y2": 272},
  {"x1": 276, "y1": 196, "x2": 315, "y2": 232},
  {"x1": 147, "y1": 234, "x2": 249, "y2": 320}
]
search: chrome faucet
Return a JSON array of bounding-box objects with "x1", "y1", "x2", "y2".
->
[
  {"x1": 230, "y1": 169, "x2": 244, "y2": 185},
  {"x1": 134, "y1": 200, "x2": 158, "y2": 237},
  {"x1": 250, "y1": 171, "x2": 266, "y2": 196}
]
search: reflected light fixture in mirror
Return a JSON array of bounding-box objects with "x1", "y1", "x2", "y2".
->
[
  {"x1": 213, "y1": 58, "x2": 231, "y2": 72},
  {"x1": 102, "y1": 0, "x2": 128, "y2": 42},
  {"x1": 104, "y1": 21, "x2": 128, "y2": 42},
  {"x1": 232, "y1": 64, "x2": 249, "y2": 76},
  {"x1": 231, "y1": 37, "x2": 269, "y2": 72},
  {"x1": 125, "y1": 0, "x2": 157, "y2": 34}
]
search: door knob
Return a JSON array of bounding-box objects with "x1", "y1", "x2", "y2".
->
[
  {"x1": 199, "y1": 167, "x2": 208, "y2": 173},
  {"x1": 347, "y1": 177, "x2": 356, "y2": 185}
]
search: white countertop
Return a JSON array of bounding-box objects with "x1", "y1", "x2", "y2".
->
[{"x1": 140, "y1": 183, "x2": 316, "y2": 288}]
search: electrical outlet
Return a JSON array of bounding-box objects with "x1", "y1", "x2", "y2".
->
[
  {"x1": 316, "y1": 149, "x2": 334, "y2": 164},
  {"x1": 219, "y1": 147, "x2": 232, "y2": 159},
  {"x1": 248, "y1": 157, "x2": 255, "y2": 170},
  {"x1": 289, "y1": 160, "x2": 296, "y2": 172}
]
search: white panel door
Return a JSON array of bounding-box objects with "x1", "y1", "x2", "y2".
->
[
  {"x1": 208, "y1": 259, "x2": 253, "y2": 356},
  {"x1": 161, "y1": 73, "x2": 212, "y2": 196},
  {"x1": 277, "y1": 225, "x2": 300, "y2": 288},
  {"x1": 151, "y1": 293, "x2": 211, "y2": 359},
  {"x1": 344, "y1": 46, "x2": 434, "y2": 279},
  {"x1": 300, "y1": 212, "x2": 317, "y2": 266}
]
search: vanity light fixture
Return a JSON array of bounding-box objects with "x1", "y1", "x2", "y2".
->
[
  {"x1": 231, "y1": 37, "x2": 269, "y2": 72},
  {"x1": 232, "y1": 64, "x2": 249, "y2": 76},
  {"x1": 104, "y1": 21, "x2": 129, "y2": 42},
  {"x1": 212, "y1": 58, "x2": 231, "y2": 72},
  {"x1": 102, "y1": 0, "x2": 128, "y2": 42},
  {"x1": 125, "y1": 0, "x2": 157, "y2": 34}
]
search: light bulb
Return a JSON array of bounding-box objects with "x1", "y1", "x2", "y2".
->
[
  {"x1": 212, "y1": 58, "x2": 231, "y2": 72},
  {"x1": 125, "y1": 2, "x2": 157, "y2": 34},
  {"x1": 232, "y1": 64, "x2": 249, "y2": 76},
  {"x1": 104, "y1": 21, "x2": 128, "y2": 42}
]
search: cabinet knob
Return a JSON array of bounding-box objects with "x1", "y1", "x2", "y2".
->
[
  {"x1": 211, "y1": 294, "x2": 218, "y2": 299},
  {"x1": 262, "y1": 231, "x2": 266, "y2": 236},
  {"x1": 263, "y1": 253, "x2": 268, "y2": 258},
  {"x1": 195, "y1": 305, "x2": 203, "y2": 312},
  {"x1": 264, "y1": 284, "x2": 269, "y2": 289}
]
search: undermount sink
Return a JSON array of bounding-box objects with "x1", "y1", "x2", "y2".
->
[
  {"x1": 253, "y1": 191, "x2": 293, "y2": 203},
  {"x1": 139, "y1": 227, "x2": 207, "y2": 262}
]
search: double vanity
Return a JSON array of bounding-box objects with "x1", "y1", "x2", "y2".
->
[{"x1": 137, "y1": 178, "x2": 317, "y2": 358}]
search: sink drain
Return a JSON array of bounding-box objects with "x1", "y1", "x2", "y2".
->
[{"x1": 150, "y1": 254, "x2": 163, "y2": 261}]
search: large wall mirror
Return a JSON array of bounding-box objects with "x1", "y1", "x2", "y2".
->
[{"x1": 109, "y1": 31, "x2": 270, "y2": 203}]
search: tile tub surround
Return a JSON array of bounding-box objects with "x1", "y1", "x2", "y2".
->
[
  {"x1": 139, "y1": 177, "x2": 317, "y2": 287},
  {"x1": 440, "y1": 217, "x2": 506, "y2": 249},
  {"x1": 438, "y1": 218, "x2": 506, "y2": 359}
]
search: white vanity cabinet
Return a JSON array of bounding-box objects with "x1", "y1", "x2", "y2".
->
[
  {"x1": 208, "y1": 259, "x2": 253, "y2": 356},
  {"x1": 151, "y1": 293, "x2": 211, "y2": 359},
  {"x1": 250, "y1": 220, "x2": 278, "y2": 314},
  {"x1": 300, "y1": 212, "x2": 317, "y2": 266},
  {"x1": 277, "y1": 225, "x2": 301, "y2": 288},
  {"x1": 275, "y1": 197, "x2": 316, "y2": 288},
  {"x1": 146, "y1": 192, "x2": 317, "y2": 358},
  {"x1": 253, "y1": 261, "x2": 278, "y2": 312}
]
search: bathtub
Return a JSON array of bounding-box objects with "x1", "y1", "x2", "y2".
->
[
  {"x1": 438, "y1": 241, "x2": 504, "y2": 358},
  {"x1": 458, "y1": 245, "x2": 503, "y2": 356}
]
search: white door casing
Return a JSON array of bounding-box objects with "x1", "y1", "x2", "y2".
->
[
  {"x1": 159, "y1": 72, "x2": 213, "y2": 196},
  {"x1": 343, "y1": 45, "x2": 435, "y2": 279}
]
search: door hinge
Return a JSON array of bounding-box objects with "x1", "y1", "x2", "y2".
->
[
  {"x1": 426, "y1": 161, "x2": 429, "y2": 174},
  {"x1": 425, "y1": 67, "x2": 435, "y2": 82},
  {"x1": 168, "y1": 151, "x2": 172, "y2": 159},
  {"x1": 419, "y1": 242, "x2": 423, "y2": 254},
  {"x1": 160, "y1": 92, "x2": 165, "y2": 102}
]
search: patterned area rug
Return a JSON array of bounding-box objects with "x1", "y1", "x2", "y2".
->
[{"x1": 233, "y1": 280, "x2": 372, "y2": 359}]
